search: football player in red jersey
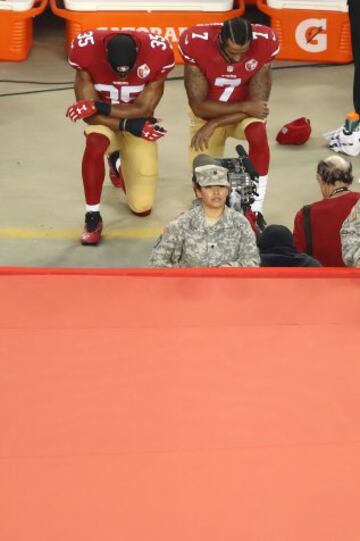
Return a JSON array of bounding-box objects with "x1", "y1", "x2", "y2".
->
[
  {"x1": 179, "y1": 17, "x2": 279, "y2": 214},
  {"x1": 66, "y1": 29, "x2": 175, "y2": 245}
]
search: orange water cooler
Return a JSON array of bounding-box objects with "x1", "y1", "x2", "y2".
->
[
  {"x1": 0, "y1": 0, "x2": 48, "y2": 61},
  {"x1": 256, "y1": 0, "x2": 352, "y2": 63},
  {"x1": 49, "y1": 0, "x2": 245, "y2": 63}
]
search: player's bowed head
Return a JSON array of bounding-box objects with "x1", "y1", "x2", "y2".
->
[
  {"x1": 218, "y1": 17, "x2": 253, "y2": 64},
  {"x1": 105, "y1": 34, "x2": 138, "y2": 78}
]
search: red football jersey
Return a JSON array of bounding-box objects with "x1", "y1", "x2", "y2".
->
[
  {"x1": 68, "y1": 29, "x2": 175, "y2": 105},
  {"x1": 178, "y1": 23, "x2": 279, "y2": 103}
]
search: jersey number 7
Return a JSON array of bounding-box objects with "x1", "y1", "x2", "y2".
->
[{"x1": 214, "y1": 77, "x2": 241, "y2": 102}]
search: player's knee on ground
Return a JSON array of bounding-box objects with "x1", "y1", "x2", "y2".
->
[
  {"x1": 128, "y1": 197, "x2": 154, "y2": 215},
  {"x1": 126, "y1": 166, "x2": 157, "y2": 215},
  {"x1": 131, "y1": 208, "x2": 152, "y2": 217},
  {"x1": 127, "y1": 184, "x2": 156, "y2": 214}
]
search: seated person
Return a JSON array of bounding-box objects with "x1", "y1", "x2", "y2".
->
[
  {"x1": 258, "y1": 225, "x2": 321, "y2": 267},
  {"x1": 340, "y1": 199, "x2": 360, "y2": 267},
  {"x1": 149, "y1": 160, "x2": 260, "y2": 268},
  {"x1": 190, "y1": 153, "x2": 264, "y2": 236},
  {"x1": 293, "y1": 155, "x2": 360, "y2": 267}
]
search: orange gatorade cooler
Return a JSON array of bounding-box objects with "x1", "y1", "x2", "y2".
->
[
  {"x1": 0, "y1": 0, "x2": 48, "y2": 61},
  {"x1": 256, "y1": 0, "x2": 352, "y2": 63},
  {"x1": 49, "y1": 0, "x2": 245, "y2": 63}
]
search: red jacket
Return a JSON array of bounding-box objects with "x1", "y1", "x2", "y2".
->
[{"x1": 293, "y1": 191, "x2": 360, "y2": 267}]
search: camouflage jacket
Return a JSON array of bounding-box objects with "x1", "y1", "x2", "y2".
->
[
  {"x1": 149, "y1": 205, "x2": 260, "y2": 268},
  {"x1": 340, "y1": 199, "x2": 360, "y2": 267}
]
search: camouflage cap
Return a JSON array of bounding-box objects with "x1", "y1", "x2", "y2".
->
[
  {"x1": 192, "y1": 153, "x2": 222, "y2": 171},
  {"x1": 193, "y1": 154, "x2": 229, "y2": 187},
  {"x1": 194, "y1": 164, "x2": 230, "y2": 187}
]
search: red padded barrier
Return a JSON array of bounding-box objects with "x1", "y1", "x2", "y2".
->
[
  {"x1": 0, "y1": 268, "x2": 359, "y2": 541},
  {"x1": 0, "y1": 266, "x2": 359, "y2": 277}
]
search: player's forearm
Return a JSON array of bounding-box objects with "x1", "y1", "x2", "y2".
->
[
  {"x1": 208, "y1": 111, "x2": 248, "y2": 128},
  {"x1": 107, "y1": 102, "x2": 154, "y2": 120},
  {"x1": 190, "y1": 99, "x2": 251, "y2": 120},
  {"x1": 84, "y1": 115, "x2": 119, "y2": 130}
]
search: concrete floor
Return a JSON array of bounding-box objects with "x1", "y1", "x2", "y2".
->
[{"x1": 0, "y1": 9, "x2": 359, "y2": 267}]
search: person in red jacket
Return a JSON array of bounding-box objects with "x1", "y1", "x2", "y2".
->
[{"x1": 293, "y1": 155, "x2": 360, "y2": 267}]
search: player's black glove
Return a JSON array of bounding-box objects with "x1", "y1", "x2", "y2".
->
[{"x1": 119, "y1": 117, "x2": 167, "y2": 141}]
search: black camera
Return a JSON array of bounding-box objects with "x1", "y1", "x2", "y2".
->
[{"x1": 221, "y1": 145, "x2": 259, "y2": 213}]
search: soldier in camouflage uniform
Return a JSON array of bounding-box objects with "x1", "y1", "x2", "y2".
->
[
  {"x1": 149, "y1": 163, "x2": 260, "y2": 268},
  {"x1": 340, "y1": 199, "x2": 360, "y2": 267}
]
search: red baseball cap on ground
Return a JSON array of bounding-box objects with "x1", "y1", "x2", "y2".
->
[{"x1": 276, "y1": 117, "x2": 312, "y2": 145}]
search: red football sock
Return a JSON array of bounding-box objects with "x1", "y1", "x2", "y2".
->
[
  {"x1": 245, "y1": 122, "x2": 270, "y2": 176},
  {"x1": 82, "y1": 133, "x2": 110, "y2": 205}
]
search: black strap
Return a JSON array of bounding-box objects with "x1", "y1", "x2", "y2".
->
[{"x1": 302, "y1": 204, "x2": 313, "y2": 256}]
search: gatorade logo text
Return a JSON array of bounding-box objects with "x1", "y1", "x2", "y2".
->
[
  {"x1": 97, "y1": 26, "x2": 187, "y2": 43},
  {"x1": 295, "y1": 18, "x2": 327, "y2": 53}
]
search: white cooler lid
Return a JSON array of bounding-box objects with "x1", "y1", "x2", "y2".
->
[
  {"x1": 267, "y1": 0, "x2": 347, "y2": 11},
  {"x1": 0, "y1": 0, "x2": 35, "y2": 10},
  {"x1": 63, "y1": 0, "x2": 234, "y2": 12}
]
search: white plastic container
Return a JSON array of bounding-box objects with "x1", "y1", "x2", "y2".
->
[
  {"x1": 0, "y1": 0, "x2": 35, "y2": 10},
  {"x1": 63, "y1": 0, "x2": 234, "y2": 12},
  {"x1": 267, "y1": 0, "x2": 347, "y2": 11}
]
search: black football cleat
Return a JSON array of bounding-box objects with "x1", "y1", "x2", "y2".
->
[{"x1": 81, "y1": 211, "x2": 103, "y2": 245}]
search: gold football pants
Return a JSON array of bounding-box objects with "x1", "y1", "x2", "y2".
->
[
  {"x1": 85, "y1": 125, "x2": 158, "y2": 214},
  {"x1": 189, "y1": 113, "x2": 264, "y2": 167}
]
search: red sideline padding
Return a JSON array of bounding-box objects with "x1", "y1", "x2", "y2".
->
[
  {"x1": 0, "y1": 266, "x2": 359, "y2": 277},
  {"x1": 1, "y1": 269, "x2": 360, "y2": 541}
]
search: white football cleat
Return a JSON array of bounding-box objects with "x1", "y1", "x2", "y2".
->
[
  {"x1": 326, "y1": 129, "x2": 360, "y2": 157},
  {"x1": 323, "y1": 125, "x2": 344, "y2": 142}
]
